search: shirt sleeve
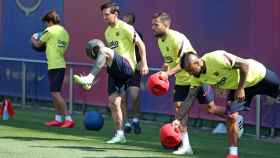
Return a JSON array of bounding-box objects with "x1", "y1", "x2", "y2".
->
[
  {"x1": 222, "y1": 52, "x2": 237, "y2": 68},
  {"x1": 176, "y1": 35, "x2": 197, "y2": 62},
  {"x1": 39, "y1": 29, "x2": 50, "y2": 43},
  {"x1": 123, "y1": 24, "x2": 136, "y2": 43},
  {"x1": 208, "y1": 50, "x2": 236, "y2": 69}
]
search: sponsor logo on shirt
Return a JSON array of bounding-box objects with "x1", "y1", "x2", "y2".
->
[
  {"x1": 215, "y1": 77, "x2": 227, "y2": 87},
  {"x1": 108, "y1": 41, "x2": 119, "y2": 49},
  {"x1": 164, "y1": 56, "x2": 173, "y2": 63}
]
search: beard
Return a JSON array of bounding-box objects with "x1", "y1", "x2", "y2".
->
[
  {"x1": 193, "y1": 73, "x2": 201, "y2": 78},
  {"x1": 154, "y1": 32, "x2": 165, "y2": 38},
  {"x1": 193, "y1": 71, "x2": 202, "y2": 78}
]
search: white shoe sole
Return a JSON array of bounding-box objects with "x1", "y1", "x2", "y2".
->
[{"x1": 173, "y1": 148, "x2": 194, "y2": 155}]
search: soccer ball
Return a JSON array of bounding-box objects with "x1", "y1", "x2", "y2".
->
[
  {"x1": 160, "y1": 123, "x2": 182, "y2": 149},
  {"x1": 83, "y1": 111, "x2": 104, "y2": 131},
  {"x1": 147, "y1": 72, "x2": 169, "y2": 96}
]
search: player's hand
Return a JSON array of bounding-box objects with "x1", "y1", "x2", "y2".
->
[
  {"x1": 32, "y1": 33, "x2": 39, "y2": 40},
  {"x1": 140, "y1": 63, "x2": 149, "y2": 76},
  {"x1": 172, "y1": 119, "x2": 180, "y2": 129},
  {"x1": 234, "y1": 88, "x2": 245, "y2": 101},
  {"x1": 159, "y1": 71, "x2": 168, "y2": 81},
  {"x1": 162, "y1": 63, "x2": 169, "y2": 71}
]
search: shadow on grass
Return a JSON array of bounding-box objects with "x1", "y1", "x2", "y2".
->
[
  {"x1": 31, "y1": 145, "x2": 105, "y2": 152},
  {"x1": 31, "y1": 145, "x2": 159, "y2": 152},
  {"x1": 83, "y1": 156, "x2": 168, "y2": 158},
  {"x1": 57, "y1": 145, "x2": 157, "y2": 152},
  {"x1": 0, "y1": 109, "x2": 164, "y2": 152},
  {"x1": 0, "y1": 136, "x2": 81, "y2": 142}
]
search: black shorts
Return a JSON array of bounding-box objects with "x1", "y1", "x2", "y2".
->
[
  {"x1": 227, "y1": 69, "x2": 280, "y2": 113},
  {"x1": 107, "y1": 53, "x2": 134, "y2": 95},
  {"x1": 48, "y1": 68, "x2": 65, "y2": 92},
  {"x1": 128, "y1": 70, "x2": 141, "y2": 88},
  {"x1": 173, "y1": 84, "x2": 214, "y2": 104}
]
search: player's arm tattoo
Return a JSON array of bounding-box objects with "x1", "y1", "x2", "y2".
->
[
  {"x1": 176, "y1": 87, "x2": 199, "y2": 121},
  {"x1": 167, "y1": 64, "x2": 182, "y2": 76},
  {"x1": 90, "y1": 53, "x2": 106, "y2": 77}
]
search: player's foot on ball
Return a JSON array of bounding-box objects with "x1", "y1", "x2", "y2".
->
[
  {"x1": 173, "y1": 146, "x2": 194, "y2": 155},
  {"x1": 61, "y1": 120, "x2": 75, "y2": 128},
  {"x1": 73, "y1": 74, "x2": 92, "y2": 90},
  {"x1": 124, "y1": 122, "x2": 132, "y2": 134},
  {"x1": 132, "y1": 121, "x2": 141, "y2": 134},
  {"x1": 227, "y1": 154, "x2": 239, "y2": 158},
  {"x1": 236, "y1": 115, "x2": 244, "y2": 138},
  {"x1": 45, "y1": 120, "x2": 63, "y2": 127},
  {"x1": 106, "y1": 134, "x2": 126, "y2": 144}
]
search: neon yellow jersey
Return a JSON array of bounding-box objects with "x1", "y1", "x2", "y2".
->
[
  {"x1": 192, "y1": 50, "x2": 266, "y2": 89},
  {"x1": 158, "y1": 29, "x2": 196, "y2": 86},
  {"x1": 105, "y1": 20, "x2": 137, "y2": 71},
  {"x1": 40, "y1": 25, "x2": 69, "y2": 70}
]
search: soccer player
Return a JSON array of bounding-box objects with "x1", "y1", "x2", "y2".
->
[
  {"x1": 151, "y1": 12, "x2": 234, "y2": 155},
  {"x1": 152, "y1": 12, "x2": 211, "y2": 155},
  {"x1": 122, "y1": 12, "x2": 143, "y2": 134},
  {"x1": 74, "y1": 2, "x2": 148, "y2": 144},
  {"x1": 180, "y1": 50, "x2": 280, "y2": 158},
  {"x1": 31, "y1": 10, "x2": 74, "y2": 128},
  {"x1": 74, "y1": 39, "x2": 134, "y2": 143}
]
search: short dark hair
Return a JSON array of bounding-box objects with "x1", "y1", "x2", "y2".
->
[
  {"x1": 123, "y1": 12, "x2": 135, "y2": 25},
  {"x1": 153, "y1": 12, "x2": 171, "y2": 24},
  {"x1": 42, "y1": 10, "x2": 60, "y2": 24},
  {"x1": 100, "y1": 1, "x2": 120, "y2": 14},
  {"x1": 180, "y1": 51, "x2": 197, "y2": 69}
]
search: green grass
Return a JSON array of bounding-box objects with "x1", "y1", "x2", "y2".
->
[{"x1": 0, "y1": 108, "x2": 279, "y2": 158}]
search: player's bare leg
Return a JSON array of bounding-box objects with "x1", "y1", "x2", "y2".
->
[
  {"x1": 173, "y1": 101, "x2": 193, "y2": 155},
  {"x1": 107, "y1": 92, "x2": 126, "y2": 144}
]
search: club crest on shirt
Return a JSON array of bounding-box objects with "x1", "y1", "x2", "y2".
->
[{"x1": 166, "y1": 47, "x2": 170, "y2": 52}]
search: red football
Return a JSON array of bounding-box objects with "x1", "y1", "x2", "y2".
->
[{"x1": 147, "y1": 72, "x2": 169, "y2": 96}]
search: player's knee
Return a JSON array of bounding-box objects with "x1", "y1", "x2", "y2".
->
[
  {"x1": 226, "y1": 112, "x2": 238, "y2": 123},
  {"x1": 206, "y1": 103, "x2": 216, "y2": 114},
  {"x1": 174, "y1": 102, "x2": 182, "y2": 114},
  {"x1": 109, "y1": 95, "x2": 121, "y2": 108},
  {"x1": 108, "y1": 100, "x2": 117, "y2": 111},
  {"x1": 109, "y1": 95, "x2": 116, "y2": 104},
  {"x1": 51, "y1": 92, "x2": 61, "y2": 99},
  {"x1": 108, "y1": 96, "x2": 116, "y2": 107}
]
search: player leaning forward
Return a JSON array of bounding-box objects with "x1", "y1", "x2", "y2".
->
[
  {"x1": 180, "y1": 50, "x2": 280, "y2": 158},
  {"x1": 74, "y1": 2, "x2": 148, "y2": 144},
  {"x1": 152, "y1": 12, "x2": 244, "y2": 155}
]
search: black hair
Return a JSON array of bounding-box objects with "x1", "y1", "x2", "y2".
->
[
  {"x1": 42, "y1": 10, "x2": 60, "y2": 24},
  {"x1": 153, "y1": 12, "x2": 171, "y2": 24},
  {"x1": 123, "y1": 12, "x2": 135, "y2": 25},
  {"x1": 100, "y1": 1, "x2": 120, "y2": 14},
  {"x1": 180, "y1": 51, "x2": 197, "y2": 68}
]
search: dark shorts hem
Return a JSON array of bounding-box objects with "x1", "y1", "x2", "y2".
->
[{"x1": 48, "y1": 68, "x2": 65, "y2": 92}]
